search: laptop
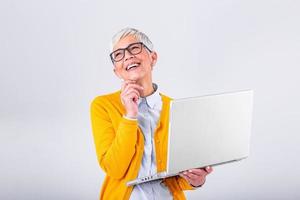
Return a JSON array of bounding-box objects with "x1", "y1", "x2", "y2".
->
[{"x1": 127, "y1": 90, "x2": 253, "y2": 186}]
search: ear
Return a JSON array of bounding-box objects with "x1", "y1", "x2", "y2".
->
[{"x1": 150, "y1": 51, "x2": 158, "y2": 68}]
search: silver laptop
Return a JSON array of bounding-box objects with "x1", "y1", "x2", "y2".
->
[{"x1": 127, "y1": 90, "x2": 253, "y2": 186}]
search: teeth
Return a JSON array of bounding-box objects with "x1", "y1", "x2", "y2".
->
[{"x1": 127, "y1": 63, "x2": 139, "y2": 70}]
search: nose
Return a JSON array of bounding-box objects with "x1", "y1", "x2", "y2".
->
[{"x1": 124, "y1": 49, "x2": 134, "y2": 61}]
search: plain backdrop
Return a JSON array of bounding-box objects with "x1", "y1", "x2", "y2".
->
[{"x1": 1, "y1": 0, "x2": 300, "y2": 199}]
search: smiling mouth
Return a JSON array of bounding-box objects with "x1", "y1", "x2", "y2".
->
[{"x1": 126, "y1": 63, "x2": 140, "y2": 71}]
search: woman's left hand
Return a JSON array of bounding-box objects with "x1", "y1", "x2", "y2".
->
[{"x1": 179, "y1": 166, "x2": 213, "y2": 187}]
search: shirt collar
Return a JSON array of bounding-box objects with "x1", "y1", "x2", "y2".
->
[{"x1": 138, "y1": 83, "x2": 161, "y2": 109}]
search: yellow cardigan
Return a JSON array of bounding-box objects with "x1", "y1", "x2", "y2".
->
[{"x1": 90, "y1": 91, "x2": 194, "y2": 199}]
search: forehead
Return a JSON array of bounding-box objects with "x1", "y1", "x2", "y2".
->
[{"x1": 113, "y1": 35, "x2": 140, "y2": 51}]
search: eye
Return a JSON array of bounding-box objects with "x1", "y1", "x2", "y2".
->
[
  {"x1": 129, "y1": 44, "x2": 141, "y2": 53},
  {"x1": 129, "y1": 45, "x2": 138, "y2": 50},
  {"x1": 113, "y1": 50, "x2": 123, "y2": 59}
]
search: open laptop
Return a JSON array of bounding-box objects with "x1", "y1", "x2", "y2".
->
[{"x1": 127, "y1": 90, "x2": 253, "y2": 186}]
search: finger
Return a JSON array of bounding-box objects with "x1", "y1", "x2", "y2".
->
[
  {"x1": 123, "y1": 89, "x2": 140, "y2": 100},
  {"x1": 180, "y1": 172, "x2": 205, "y2": 187},
  {"x1": 123, "y1": 87, "x2": 140, "y2": 95},
  {"x1": 183, "y1": 171, "x2": 200, "y2": 180},
  {"x1": 187, "y1": 169, "x2": 207, "y2": 176},
  {"x1": 205, "y1": 166, "x2": 213, "y2": 174},
  {"x1": 127, "y1": 83, "x2": 144, "y2": 92},
  {"x1": 121, "y1": 88, "x2": 139, "y2": 105},
  {"x1": 121, "y1": 80, "x2": 136, "y2": 91},
  {"x1": 123, "y1": 88, "x2": 140, "y2": 100},
  {"x1": 121, "y1": 79, "x2": 134, "y2": 88},
  {"x1": 122, "y1": 85, "x2": 138, "y2": 96},
  {"x1": 124, "y1": 93, "x2": 139, "y2": 104},
  {"x1": 123, "y1": 80, "x2": 137, "y2": 87},
  {"x1": 123, "y1": 84, "x2": 144, "y2": 94}
]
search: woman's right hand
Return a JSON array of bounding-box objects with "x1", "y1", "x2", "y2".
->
[{"x1": 120, "y1": 80, "x2": 144, "y2": 119}]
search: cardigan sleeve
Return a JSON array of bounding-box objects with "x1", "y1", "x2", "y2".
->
[
  {"x1": 175, "y1": 176, "x2": 195, "y2": 190},
  {"x1": 90, "y1": 97, "x2": 138, "y2": 179}
]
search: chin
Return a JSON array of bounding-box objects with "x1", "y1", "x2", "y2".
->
[
  {"x1": 127, "y1": 76, "x2": 140, "y2": 81},
  {"x1": 127, "y1": 73, "x2": 143, "y2": 81}
]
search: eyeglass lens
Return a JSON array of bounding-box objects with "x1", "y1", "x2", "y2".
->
[{"x1": 111, "y1": 43, "x2": 143, "y2": 62}]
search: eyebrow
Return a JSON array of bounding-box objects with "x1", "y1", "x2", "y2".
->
[{"x1": 112, "y1": 42, "x2": 140, "y2": 52}]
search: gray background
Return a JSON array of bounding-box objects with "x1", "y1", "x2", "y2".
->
[{"x1": 1, "y1": 0, "x2": 299, "y2": 199}]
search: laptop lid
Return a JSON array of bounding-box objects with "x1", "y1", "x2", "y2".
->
[{"x1": 167, "y1": 90, "x2": 253, "y2": 174}]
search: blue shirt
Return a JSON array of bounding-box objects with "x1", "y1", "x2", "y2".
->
[{"x1": 130, "y1": 84, "x2": 173, "y2": 200}]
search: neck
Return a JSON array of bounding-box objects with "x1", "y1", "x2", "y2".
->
[{"x1": 136, "y1": 78, "x2": 154, "y2": 97}]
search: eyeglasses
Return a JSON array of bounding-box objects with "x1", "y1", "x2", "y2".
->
[{"x1": 110, "y1": 42, "x2": 152, "y2": 63}]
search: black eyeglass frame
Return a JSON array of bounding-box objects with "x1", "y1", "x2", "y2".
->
[{"x1": 109, "y1": 42, "x2": 152, "y2": 63}]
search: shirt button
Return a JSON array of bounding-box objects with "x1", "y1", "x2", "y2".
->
[
  {"x1": 158, "y1": 159, "x2": 162, "y2": 163},
  {"x1": 156, "y1": 140, "x2": 160, "y2": 143}
]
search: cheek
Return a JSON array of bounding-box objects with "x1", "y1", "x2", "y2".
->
[
  {"x1": 140, "y1": 57, "x2": 152, "y2": 67},
  {"x1": 114, "y1": 65, "x2": 123, "y2": 76},
  {"x1": 115, "y1": 63, "x2": 124, "y2": 71}
]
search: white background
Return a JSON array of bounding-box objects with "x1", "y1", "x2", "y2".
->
[{"x1": 1, "y1": 0, "x2": 299, "y2": 199}]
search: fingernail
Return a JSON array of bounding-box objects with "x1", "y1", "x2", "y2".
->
[
  {"x1": 189, "y1": 170, "x2": 192, "y2": 172},
  {"x1": 183, "y1": 172, "x2": 187, "y2": 175}
]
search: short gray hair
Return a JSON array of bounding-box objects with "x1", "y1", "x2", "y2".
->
[{"x1": 110, "y1": 27, "x2": 154, "y2": 52}]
